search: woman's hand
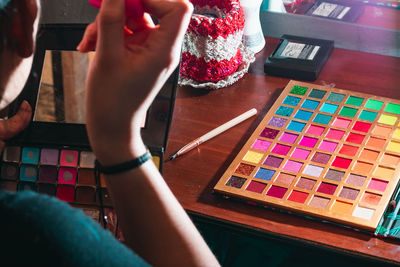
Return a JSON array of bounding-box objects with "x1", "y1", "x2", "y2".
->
[
  {"x1": 0, "y1": 101, "x2": 31, "y2": 152},
  {"x1": 78, "y1": 0, "x2": 192, "y2": 165}
]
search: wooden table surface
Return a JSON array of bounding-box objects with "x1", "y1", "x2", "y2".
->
[{"x1": 164, "y1": 37, "x2": 400, "y2": 264}]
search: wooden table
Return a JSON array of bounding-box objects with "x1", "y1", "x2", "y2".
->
[{"x1": 163, "y1": 37, "x2": 400, "y2": 264}]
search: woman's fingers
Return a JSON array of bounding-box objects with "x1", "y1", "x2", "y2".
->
[{"x1": 0, "y1": 101, "x2": 32, "y2": 140}]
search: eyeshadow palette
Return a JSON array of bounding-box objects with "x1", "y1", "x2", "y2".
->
[
  {"x1": 0, "y1": 24, "x2": 179, "y2": 238},
  {"x1": 214, "y1": 80, "x2": 400, "y2": 231}
]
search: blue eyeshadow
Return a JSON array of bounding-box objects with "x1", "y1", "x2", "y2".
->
[
  {"x1": 287, "y1": 121, "x2": 306, "y2": 132},
  {"x1": 294, "y1": 110, "x2": 313, "y2": 121},
  {"x1": 254, "y1": 168, "x2": 275, "y2": 181},
  {"x1": 301, "y1": 99, "x2": 320, "y2": 110}
]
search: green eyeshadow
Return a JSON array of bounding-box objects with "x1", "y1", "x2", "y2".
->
[
  {"x1": 359, "y1": 110, "x2": 378, "y2": 121},
  {"x1": 339, "y1": 106, "x2": 358, "y2": 118},
  {"x1": 365, "y1": 99, "x2": 384, "y2": 110},
  {"x1": 345, "y1": 96, "x2": 364, "y2": 107},
  {"x1": 313, "y1": 114, "x2": 332, "y2": 125},
  {"x1": 290, "y1": 85, "x2": 308, "y2": 95},
  {"x1": 327, "y1": 92, "x2": 345, "y2": 103},
  {"x1": 384, "y1": 103, "x2": 400, "y2": 114},
  {"x1": 309, "y1": 89, "x2": 327, "y2": 99}
]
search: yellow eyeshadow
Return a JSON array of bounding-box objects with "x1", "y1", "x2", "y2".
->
[
  {"x1": 393, "y1": 128, "x2": 400, "y2": 140},
  {"x1": 387, "y1": 141, "x2": 400, "y2": 153},
  {"x1": 373, "y1": 166, "x2": 395, "y2": 179},
  {"x1": 378, "y1": 114, "x2": 397, "y2": 126},
  {"x1": 331, "y1": 201, "x2": 352, "y2": 214},
  {"x1": 243, "y1": 151, "x2": 264, "y2": 164}
]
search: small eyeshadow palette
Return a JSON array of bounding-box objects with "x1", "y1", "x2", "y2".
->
[
  {"x1": 305, "y1": 0, "x2": 365, "y2": 22},
  {"x1": 264, "y1": 35, "x2": 334, "y2": 81},
  {"x1": 0, "y1": 25, "x2": 179, "y2": 237},
  {"x1": 214, "y1": 80, "x2": 400, "y2": 231}
]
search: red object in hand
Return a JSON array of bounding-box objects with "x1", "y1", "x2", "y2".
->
[{"x1": 89, "y1": 0, "x2": 144, "y2": 18}]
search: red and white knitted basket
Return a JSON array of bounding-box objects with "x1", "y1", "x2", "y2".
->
[{"x1": 179, "y1": 0, "x2": 255, "y2": 89}]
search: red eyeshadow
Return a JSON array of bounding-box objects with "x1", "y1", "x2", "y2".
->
[
  {"x1": 339, "y1": 145, "x2": 358, "y2": 156},
  {"x1": 332, "y1": 157, "x2": 352, "y2": 169},
  {"x1": 288, "y1": 190, "x2": 309, "y2": 203},
  {"x1": 56, "y1": 185, "x2": 75, "y2": 202},
  {"x1": 317, "y1": 182, "x2": 337, "y2": 195},
  {"x1": 352, "y1": 121, "x2": 372, "y2": 133},
  {"x1": 266, "y1": 186, "x2": 287, "y2": 198},
  {"x1": 346, "y1": 133, "x2": 365, "y2": 144},
  {"x1": 246, "y1": 181, "x2": 267, "y2": 193}
]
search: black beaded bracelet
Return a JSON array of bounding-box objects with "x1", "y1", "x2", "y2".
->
[{"x1": 95, "y1": 151, "x2": 152, "y2": 175}]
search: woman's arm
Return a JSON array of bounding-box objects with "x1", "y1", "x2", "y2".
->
[{"x1": 78, "y1": 0, "x2": 219, "y2": 266}]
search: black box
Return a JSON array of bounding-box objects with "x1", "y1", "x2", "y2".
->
[
  {"x1": 264, "y1": 35, "x2": 334, "y2": 81},
  {"x1": 305, "y1": 0, "x2": 365, "y2": 22}
]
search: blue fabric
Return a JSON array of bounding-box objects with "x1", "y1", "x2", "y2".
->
[
  {"x1": 0, "y1": 190, "x2": 149, "y2": 266},
  {"x1": 0, "y1": 0, "x2": 11, "y2": 9}
]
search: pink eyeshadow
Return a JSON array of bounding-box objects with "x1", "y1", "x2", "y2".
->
[
  {"x1": 60, "y1": 150, "x2": 79, "y2": 167},
  {"x1": 266, "y1": 185, "x2": 287, "y2": 198},
  {"x1": 325, "y1": 129, "x2": 345, "y2": 140},
  {"x1": 306, "y1": 125, "x2": 325, "y2": 136},
  {"x1": 58, "y1": 168, "x2": 77, "y2": 185},
  {"x1": 283, "y1": 160, "x2": 303, "y2": 172},
  {"x1": 279, "y1": 132, "x2": 298, "y2": 144},
  {"x1": 318, "y1": 140, "x2": 338, "y2": 152},
  {"x1": 367, "y1": 178, "x2": 388, "y2": 192},
  {"x1": 291, "y1": 148, "x2": 311, "y2": 160},
  {"x1": 251, "y1": 139, "x2": 272, "y2": 151},
  {"x1": 298, "y1": 136, "x2": 318, "y2": 148},
  {"x1": 246, "y1": 181, "x2": 267, "y2": 194},
  {"x1": 271, "y1": 144, "x2": 291, "y2": 156},
  {"x1": 332, "y1": 117, "x2": 351, "y2": 129},
  {"x1": 317, "y1": 182, "x2": 337, "y2": 195}
]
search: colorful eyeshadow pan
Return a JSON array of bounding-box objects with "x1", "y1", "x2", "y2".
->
[
  {"x1": 268, "y1": 117, "x2": 287, "y2": 127},
  {"x1": 339, "y1": 144, "x2": 358, "y2": 157},
  {"x1": 214, "y1": 81, "x2": 400, "y2": 231},
  {"x1": 306, "y1": 125, "x2": 325, "y2": 136},
  {"x1": 254, "y1": 168, "x2": 275, "y2": 181},
  {"x1": 263, "y1": 156, "x2": 283, "y2": 168},
  {"x1": 345, "y1": 96, "x2": 364, "y2": 107},
  {"x1": 21, "y1": 147, "x2": 40, "y2": 164},
  {"x1": 313, "y1": 114, "x2": 332, "y2": 125},
  {"x1": 276, "y1": 173, "x2": 295, "y2": 186},
  {"x1": 309, "y1": 89, "x2": 326, "y2": 99},
  {"x1": 40, "y1": 148, "x2": 59, "y2": 165},
  {"x1": 283, "y1": 96, "x2": 301, "y2": 106},
  {"x1": 276, "y1": 106, "x2": 294, "y2": 117},
  {"x1": 291, "y1": 148, "x2": 310, "y2": 160},
  {"x1": 325, "y1": 129, "x2": 345, "y2": 140},
  {"x1": 294, "y1": 110, "x2": 313, "y2": 121},
  {"x1": 288, "y1": 190, "x2": 309, "y2": 204},
  {"x1": 246, "y1": 181, "x2": 266, "y2": 193},
  {"x1": 327, "y1": 92, "x2": 345, "y2": 103},
  {"x1": 359, "y1": 110, "x2": 377, "y2": 121},
  {"x1": 311, "y1": 152, "x2": 331, "y2": 164},
  {"x1": 339, "y1": 106, "x2": 358, "y2": 118},
  {"x1": 252, "y1": 139, "x2": 272, "y2": 151},
  {"x1": 320, "y1": 103, "x2": 338, "y2": 114},
  {"x1": 235, "y1": 163, "x2": 256, "y2": 176},
  {"x1": 301, "y1": 99, "x2": 320, "y2": 110},
  {"x1": 332, "y1": 117, "x2": 351, "y2": 128},
  {"x1": 384, "y1": 103, "x2": 400, "y2": 114},
  {"x1": 352, "y1": 121, "x2": 372, "y2": 133},
  {"x1": 260, "y1": 127, "x2": 280, "y2": 139},
  {"x1": 266, "y1": 186, "x2": 287, "y2": 198},
  {"x1": 365, "y1": 99, "x2": 383, "y2": 110},
  {"x1": 287, "y1": 121, "x2": 306, "y2": 132},
  {"x1": 60, "y1": 150, "x2": 79, "y2": 167},
  {"x1": 279, "y1": 132, "x2": 298, "y2": 144}
]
